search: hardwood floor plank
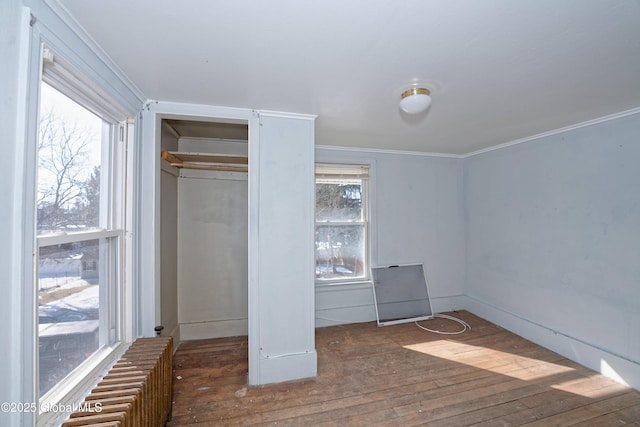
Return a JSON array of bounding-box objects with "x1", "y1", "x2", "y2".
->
[
  {"x1": 166, "y1": 311, "x2": 640, "y2": 426},
  {"x1": 519, "y1": 392, "x2": 640, "y2": 426}
]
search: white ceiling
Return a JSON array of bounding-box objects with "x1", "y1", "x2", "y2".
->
[{"x1": 58, "y1": 0, "x2": 640, "y2": 155}]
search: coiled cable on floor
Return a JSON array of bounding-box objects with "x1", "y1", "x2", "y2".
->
[{"x1": 415, "y1": 313, "x2": 471, "y2": 335}]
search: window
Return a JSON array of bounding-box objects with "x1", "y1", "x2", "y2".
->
[
  {"x1": 315, "y1": 164, "x2": 369, "y2": 282},
  {"x1": 36, "y1": 48, "x2": 127, "y2": 404}
]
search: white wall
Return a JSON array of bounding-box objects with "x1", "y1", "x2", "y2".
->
[
  {"x1": 160, "y1": 122, "x2": 179, "y2": 342},
  {"x1": 315, "y1": 147, "x2": 466, "y2": 327},
  {"x1": 158, "y1": 136, "x2": 249, "y2": 340},
  {"x1": 177, "y1": 169, "x2": 248, "y2": 339},
  {"x1": 465, "y1": 112, "x2": 640, "y2": 389}
]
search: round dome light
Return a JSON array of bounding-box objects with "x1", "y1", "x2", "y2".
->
[{"x1": 399, "y1": 87, "x2": 432, "y2": 114}]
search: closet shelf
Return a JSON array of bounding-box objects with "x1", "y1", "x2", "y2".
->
[{"x1": 161, "y1": 150, "x2": 248, "y2": 172}]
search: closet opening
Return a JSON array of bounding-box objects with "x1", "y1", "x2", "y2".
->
[{"x1": 159, "y1": 117, "x2": 249, "y2": 368}]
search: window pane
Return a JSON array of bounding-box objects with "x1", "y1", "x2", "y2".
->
[
  {"x1": 315, "y1": 224, "x2": 365, "y2": 280},
  {"x1": 37, "y1": 82, "x2": 103, "y2": 234},
  {"x1": 38, "y1": 239, "x2": 106, "y2": 396},
  {"x1": 316, "y1": 181, "x2": 362, "y2": 222}
]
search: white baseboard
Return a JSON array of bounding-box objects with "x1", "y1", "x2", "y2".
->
[
  {"x1": 253, "y1": 350, "x2": 318, "y2": 385},
  {"x1": 179, "y1": 318, "x2": 248, "y2": 341},
  {"x1": 314, "y1": 294, "x2": 467, "y2": 328},
  {"x1": 465, "y1": 295, "x2": 640, "y2": 391},
  {"x1": 315, "y1": 304, "x2": 376, "y2": 327},
  {"x1": 430, "y1": 294, "x2": 467, "y2": 314}
]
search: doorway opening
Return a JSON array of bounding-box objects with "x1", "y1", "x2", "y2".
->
[{"x1": 159, "y1": 118, "x2": 249, "y2": 351}]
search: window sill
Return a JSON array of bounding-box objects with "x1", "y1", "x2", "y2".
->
[{"x1": 315, "y1": 280, "x2": 373, "y2": 291}]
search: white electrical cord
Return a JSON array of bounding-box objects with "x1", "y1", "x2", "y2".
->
[{"x1": 415, "y1": 313, "x2": 471, "y2": 335}]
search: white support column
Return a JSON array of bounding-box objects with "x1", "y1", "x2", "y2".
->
[{"x1": 250, "y1": 111, "x2": 317, "y2": 384}]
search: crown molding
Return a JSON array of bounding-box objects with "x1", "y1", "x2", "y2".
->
[
  {"x1": 315, "y1": 144, "x2": 463, "y2": 159},
  {"x1": 319, "y1": 107, "x2": 640, "y2": 160},
  {"x1": 462, "y1": 107, "x2": 640, "y2": 158}
]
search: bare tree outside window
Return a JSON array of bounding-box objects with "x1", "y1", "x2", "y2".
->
[
  {"x1": 37, "y1": 103, "x2": 101, "y2": 233},
  {"x1": 316, "y1": 182, "x2": 362, "y2": 221}
]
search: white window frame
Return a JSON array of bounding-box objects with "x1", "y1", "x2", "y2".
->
[
  {"x1": 315, "y1": 163, "x2": 370, "y2": 285},
  {"x1": 35, "y1": 45, "x2": 131, "y2": 426}
]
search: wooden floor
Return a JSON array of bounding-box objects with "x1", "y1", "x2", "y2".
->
[{"x1": 167, "y1": 311, "x2": 640, "y2": 426}]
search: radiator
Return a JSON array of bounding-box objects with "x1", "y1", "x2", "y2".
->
[{"x1": 62, "y1": 336, "x2": 173, "y2": 427}]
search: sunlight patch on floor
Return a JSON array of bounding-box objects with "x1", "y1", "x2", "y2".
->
[
  {"x1": 403, "y1": 340, "x2": 575, "y2": 382},
  {"x1": 550, "y1": 373, "x2": 630, "y2": 398}
]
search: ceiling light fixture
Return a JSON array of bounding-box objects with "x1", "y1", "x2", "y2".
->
[{"x1": 399, "y1": 87, "x2": 432, "y2": 114}]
